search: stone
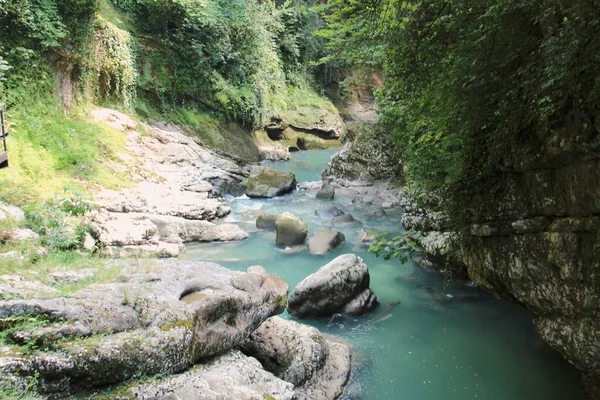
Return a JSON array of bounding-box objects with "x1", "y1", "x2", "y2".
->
[
  {"x1": 240, "y1": 316, "x2": 352, "y2": 400},
  {"x1": 94, "y1": 211, "x2": 247, "y2": 257},
  {"x1": 275, "y1": 213, "x2": 307, "y2": 247},
  {"x1": 122, "y1": 350, "x2": 295, "y2": 400},
  {"x1": 288, "y1": 254, "x2": 378, "y2": 318},
  {"x1": 322, "y1": 123, "x2": 402, "y2": 183},
  {"x1": 340, "y1": 289, "x2": 378, "y2": 315},
  {"x1": 256, "y1": 214, "x2": 279, "y2": 231},
  {"x1": 245, "y1": 166, "x2": 297, "y2": 198},
  {"x1": 316, "y1": 181, "x2": 335, "y2": 200},
  {"x1": 308, "y1": 230, "x2": 345, "y2": 255},
  {"x1": 0, "y1": 260, "x2": 289, "y2": 396},
  {"x1": 48, "y1": 269, "x2": 96, "y2": 284},
  {"x1": 357, "y1": 229, "x2": 377, "y2": 245},
  {"x1": 12, "y1": 229, "x2": 39, "y2": 241},
  {"x1": 0, "y1": 203, "x2": 25, "y2": 222},
  {"x1": 82, "y1": 232, "x2": 96, "y2": 252},
  {"x1": 315, "y1": 206, "x2": 345, "y2": 219},
  {"x1": 333, "y1": 213, "x2": 356, "y2": 225}
]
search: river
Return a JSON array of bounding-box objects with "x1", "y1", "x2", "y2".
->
[{"x1": 183, "y1": 149, "x2": 584, "y2": 400}]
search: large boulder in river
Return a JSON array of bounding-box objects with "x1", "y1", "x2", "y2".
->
[
  {"x1": 288, "y1": 254, "x2": 378, "y2": 318},
  {"x1": 308, "y1": 230, "x2": 345, "y2": 255},
  {"x1": 240, "y1": 316, "x2": 352, "y2": 400},
  {"x1": 0, "y1": 260, "x2": 289, "y2": 397},
  {"x1": 276, "y1": 212, "x2": 308, "y2": 246},
  {"x1": 245, "y1": 166, "x2": 297, "y2": 198}
]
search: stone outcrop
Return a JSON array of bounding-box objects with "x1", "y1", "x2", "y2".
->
[
  {"x1": 240, "y1": 316, "x2": 352, "y2": 400},
  {"x1": 92, "y1": 210, "x2": 248, "y2": 258},
  {"x1": 88, "y1": 109, "x2": 250, "y2": 256},
  {"x1": 308, "y1": 230, "x2": 345, "y2": 255},
  {"x1": 276, "y1": 213, "x2": 308, "y2": 247},
  {"x1": 288, "y1": 254, "x2": 378, "y2": 318},
  {"x1": 0, "y1": 259, "x2": 288, "y2": 396},
  {"x1": 245, "y1": 166, "x2": 297, "y2": 198},
  {"x1": 118, "y1": 350, "x2": 295, "y2": 400},
  {"x1": 322, "y1": 122, "x2": 402, "y2": 184}
]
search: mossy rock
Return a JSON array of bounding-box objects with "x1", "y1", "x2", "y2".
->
[
  {"x1": 275, "y1": 213, "x2": 307, "y2": 247},
  {"x1": 245, "y1": 167, "x2": 297, "y2": 199}
]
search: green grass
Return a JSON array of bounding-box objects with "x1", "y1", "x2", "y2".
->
[{"x1": 0, "y1": 93, "x2": 131, "y2": 205}]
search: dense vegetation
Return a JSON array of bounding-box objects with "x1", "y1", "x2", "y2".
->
[
  {"x1": 319, "y1": 0, "x2": 600, "y2": 225},
  {"x1": 0, "y1": 0, "x2": 334, "y2": 201}
]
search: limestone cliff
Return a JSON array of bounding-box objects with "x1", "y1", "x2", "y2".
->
[{"x1": 461, "y1": 131, "x2": 600, "y2": 397}]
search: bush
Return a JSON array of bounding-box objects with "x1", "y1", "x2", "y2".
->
[{"x1": 25, "y1": 187, "x2": 92, "y2": 251}]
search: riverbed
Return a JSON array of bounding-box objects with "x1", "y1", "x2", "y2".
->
[{"x1": 183, "y1": 149, "x2": 584, "y2": 400}]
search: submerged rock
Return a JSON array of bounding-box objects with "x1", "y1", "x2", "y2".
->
[
  {"x1": 0, "y1": 259, "x2": 289, "y2": 396},
  {"x1": 122, "y1": 350, "x2": 295, "y2": 400},
  {"x1": 240, "y1": 316, "x2": 352, "y2": 400},
  {"x1": 245, "y1": 166, "x2": 297, "y2": 198},
  {"x1": 316, "y1": 181, "x2": 335, "y2": 200},
  {"x1": 276, "y1": 212, "x2": 308, "y2": 247},
  {"x1": 256, "y1": 214, "x2": 279, "y2": 231},
  {"x1": 288, "y1": 254, "x2": 378, "y2": 318},
  {"x1": 315, "y1": 206, "x2": 345, "y2": 219},
  {"x1": 308, "y1": 230, "x2": 345, "y2": 255}
]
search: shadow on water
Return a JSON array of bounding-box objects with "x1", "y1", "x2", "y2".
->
[{"x1": 184, "y1": 149, "x2": 585, "y2": 400}]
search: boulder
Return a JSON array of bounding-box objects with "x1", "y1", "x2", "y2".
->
[
  {"x1": 0, "y1": 203, "x2": 25, "y2": 222},
  {"x1": 122, "y1": 350, "x2": 295, "y2": 400},
  {"x1": 276, "y1": 213, "x2": 307, "y2": 247},
  {"x1": 308, "y1": 230, "x2": 345, "y2": 255},
  {"x1": 245, "y1": 166, "x2": 297, "y2": 198},
  {"x1": 240, "y1": 316, "x2": 352, "y2": 400},
  {"x1": 256, "y1": 214, "x2": 279, "y2": 231},
  {"x1": 288, "y1": 254, "x2": 378, "y2": 318},
  {"x1": 0, "y1": 260, "x2": 289, "y2": 396},
  {"x1": 315, "y1": 181, "x2": 335, "y2": 200}
]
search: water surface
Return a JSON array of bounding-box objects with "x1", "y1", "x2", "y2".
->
[{"x1": 184, "y1": 149, "x2": 584, "y2": 400}]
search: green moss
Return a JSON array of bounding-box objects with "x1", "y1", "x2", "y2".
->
[
  {"x1": 263, "y1": 394, "x2": 277, "y2": 400},
  {"x1": 159, "y1": 319, "x2": 194, "y2": 332},
  {"x1": 247, "y1": 169, "x2": 295, "y2": 190}
]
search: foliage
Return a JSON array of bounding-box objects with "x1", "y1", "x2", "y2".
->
[
  {"x1": 25, "y1": 187, "x2": 92, "y2": 251},
  {"x1": 319, "y1": 0, "x2": 600, "y2": 227},
  {"x1": 368, "y1": 230, "x2": 422, "y2": 263}
]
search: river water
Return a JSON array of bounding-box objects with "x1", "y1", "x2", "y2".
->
[{"x1": 183, "y1": 149, "x2": 584, "y2": 400}]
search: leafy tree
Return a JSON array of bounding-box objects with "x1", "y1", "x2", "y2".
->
[{"x1": 320, "y1": 0, "x2": 600, "y2": 225}]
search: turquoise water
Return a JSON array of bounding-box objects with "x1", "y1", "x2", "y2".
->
[{"x1": 183, "y1": 150, "x2": 584, "y2": 400}]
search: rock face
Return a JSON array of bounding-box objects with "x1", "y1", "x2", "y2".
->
[
  {"x1": 316, "y1": 181, "x2": 335, "y2": 200},
  {"x1": 245, "y1": 166, "x2": 297, "y2": 198},
  {"x1": 308, "y1": 230, "x2": 345, "y2": 255},
  {"x1": 121, "y1": 350, "x2": 295, "y2": 400},
  {"x1": 322, "y1": 122, "x2": 402, "y2": 184},
  {"x1": 89, "y1": 109, "x2": 251, "y2": 256},
  {"x1": 462, "y1": 173, "x2": 600, "y2": 398},
  {"x1": 0, "y1": 259, "x2": 288, "y2": 396},
  {"x1": 276, "y1": 213, "x2": 308, "y2": 247},
  {"x1": 288, "y1": 254, "x2": 378, "y2": 318},
  {"x1": 240, "y1": 316, "x2": 352, "y2": 400}
]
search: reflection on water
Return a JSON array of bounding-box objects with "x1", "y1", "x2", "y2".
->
[{"x1": 183, "y1": 149, "x2": 584, "y2": 400}]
